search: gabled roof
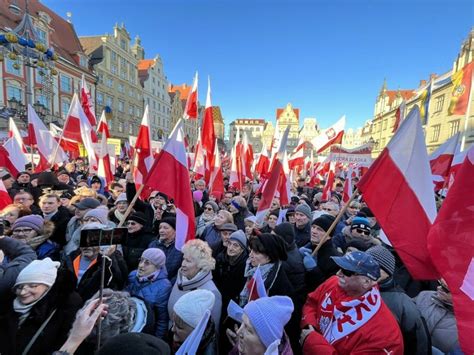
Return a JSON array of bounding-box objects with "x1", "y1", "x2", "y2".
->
[
  {"x1": 276, "y1": 107, "x2": 300, "y2": 120},
  {"x1": 138, "y1": 59, "x2": 154, "y2": 71},
  {"x1": 79, "y1": 36, "x2": 103, "y2": 55},
  {"x1": 168, "y1": 83, "x2": 191, "y2": 100},
  {"x1": 384, "y1": 90, "x2": 416, "y2": 105}
]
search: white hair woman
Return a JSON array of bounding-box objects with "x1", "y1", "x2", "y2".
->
[{"x1": 167, "y1": 239, "x2": 222, "y2": 331}]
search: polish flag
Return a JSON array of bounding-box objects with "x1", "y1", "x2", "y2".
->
[
  {"x1": 247, "y1": 265, "x2": 268, "y2": 301},
  {"x1": 321, "y1": 162, "x2": 335, "y2": 201},
  {"x1": 97, "y1": 110, "x2": 110, "y2": 139},
  {"x1": 133, "y1": 105, "x2": 154, "y2": 185},
  {"x1": 144, "y1": 120, "x2": 195, "y2": 250},
  {"x1": 229, "y1": 133, "x2": 243, "y2": 190},
  {"x1": 288, "y1": 137, "x2": 306, "y2": 169},
  {"x1": 209, "y1": 139, "x2": 224, "y2": 199},
  {"x1": 183, "y1": 72, "x2": 198, "y2": 120},
  {"x1": 342, "y1": 167, "x2": 353, "y2": 203},
  {"x1": 270, "y1": 119, "x2": 281, "y2": 162},
  {"x1": 447, "y1": 148, "x2": 467, "y2": 189},
  {"x1": 201, "y1": 77, "x2": 216, "y2": 178},
  {"x1": 0, "y1": 179, "x2": 12, "y2": 209},
  {"x1": 429, "y1": 132, "x2": 460, "y2": 190},
  {"x1": 256, "y1": 127, "x2": 290, "y2": 224},
  {"x1": 80, "y1": 74, "x2": 97, "y2": 126},
  {"x1": 392, "y1": 100, "x2": 406, "y2": 133},
  {"x1": 427, "y1": 145, "x2": 474, "y2": 354},
  {"x1": 97, "y1": 133, "x2": 114, "y2": 184},
  {"x1": 0, "y1": 146, "x2": 21, "y2": 177},
  {"x1": 255, "y1": 144, "x2": 270, "y2": 178},
  {"x1": 311, "y1": 115, "x2": 345, "y2": 153},
  {"x1": 3, "y1": 118, "x2": 28, "y2": 174},
  {"x1": 242, "y1": 132, "x2": 254, "y2": 180},
  {"x1": 64, "y1": 94, "x2": 98, "y2": 172},
  {"x1": 357, "y1": 105, "x2": 439, "y2": 280},
  {"x1": 193, "y1": 131, "x2": 206, "y2": 179},
  {"x1": 27, "y1": 105, "x2": 67, "y2": 171}
]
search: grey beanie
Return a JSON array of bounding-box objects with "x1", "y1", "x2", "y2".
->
[
  {"x1": 229, "y1": 230, "x2": 247, "y2": 250},
  {"x1": 366, "y1": 245, "x2": 396, "y2": 277},
  {"x1": 295, "y1": 203, "x2": 312, "y2": 220},
  {"x1": 204, "y1": 201, "x2": 219, "y2": 213}
]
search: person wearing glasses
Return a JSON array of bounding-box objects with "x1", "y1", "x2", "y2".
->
[
  {"x1": 300, "y1": 251, "x2": 404, "y2": 354},
  {"x1": 122, "y1": 212, "x2": 155, "y2": 271},
  {"x1": 332, "y1": 216, "x2": 381, "y2": 253}
]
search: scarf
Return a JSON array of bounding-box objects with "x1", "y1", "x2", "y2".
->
[
  {"x1": 13, "y1": 288, "x2": 51, "y2": 326},
  {"x1": 138, "y1": 269, "x2": 162, "y2": 283},
  {"x1": 114, "y1": 209, "x2": 125, "y2": 223},
  {"x1": 27, "y1": 234, "x2": 50, "y2": 250},
  {"x1": 319, "y1": 286, "x2": 382, "y2": 344},
  {"x1": 239, "y1": 261, "x2": 274, "y2": 306},
  {"x1": 176, "y1": 270, "x2": 213, "y2": 291}
]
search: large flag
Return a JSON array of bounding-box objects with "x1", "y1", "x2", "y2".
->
[
  {"x1": 27, "y1": 105, "x2": 68, "y2": 170},
  {"x1": 427, "y1": 146, "x2": 474, "y2": 354},
  {"x1": 192, "y1": 130, "x2": 206, "y2": 179},
  {"x1": 241, "y1": 132, "x2": 254, "y2": 180},
  {"x1": 255, "y1": 144, "x2": 270, "y2": 178},
  {"x1": 357, "y1": 105, "x2": 439, "y2": 280},
  {"x1": 144, "y1": 120, "x2": 195, "y2": 250},
  {"x1": 133, "y1": 105, "x2": 154, "y2": 185},
  {"x1": 321, "y1": 162, "x2": 335, "y2": 201},
  {"x1": 342, "y1": 167, "x2": 353, "y2": 203},
  {"x1": 183, "y1": 72, "x2": 198, "y2": 120},
  {"x1": 392, "y1": 100, "x2": 406, "y2": 133},
  {"x1": 201, "y1": 77, "x2": 216, "y2": 178},
  {"x1": 208, "y1": 139, "x2": 224, "y2": 198},
  {"x1": 3, "y1": 118, "x2": 28, "y2": 174},
  {"x1": 288, "y1": 137, "x2": 305, "y2": 169},
  {"x1": 420, "y1": 80, "x2": 433, "y2": 125},
  {"x1": 80, "y1": 74, "x2": 97, "y2": 126},
  {"x1": 229, "y1": 133, "x2": 243, "y2": 190},
  {"x1": 96, "y1": 110, "x2": 110, "y2": 139},
  {"x1": 8, "y1": 117, "x2": 27, "y2": 153},
  {"x1": 97, "y1": 133, "x2": 114, "y2": 184},
  {"x1": 0, "y1": 179, "x2": 12, "y2": 209},
  {"x1": 448, "y1": 61, "x2": 474, "y2": 116},
  {"x1": 311, "y1": 115, "x2": 345, "y2": 153},
  {"x1": 429, "y1": 133, "x2": 460, "y2": 190},
  {"x1": 256, "y1": 127, "x2": 290, "y2": 223},
  {"x1": 0, "y1": 146, "x2": 21, "y2": 177}
]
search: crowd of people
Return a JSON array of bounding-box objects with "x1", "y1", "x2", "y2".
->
[{"x1": 0, "y1": 158, "x2": 462, "y2": 354}]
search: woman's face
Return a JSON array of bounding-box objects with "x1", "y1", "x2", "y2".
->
[
  {"x1": 214, "y1": 211, "x2": 227, "y2": 227},
  {"x1": 137, "y1": 257, "x2": 158, "y2": 277},
  {"x1": 116, "y1": 201, "x2": 128, "y2": 213},
  {"x1": 237, "y1": 314, "x2": 266, "y2": 355},
  {"x1": 249, "y1": 248, "x2": 270, "y2": 267},
  {"x1": 12, "y1": 227, "x2": 38, "y2": 244},
  {"x1": 172, "y1": 313, "x2": 194, "y2": 345},
  {"x1": 3, "y1": 209, "x2": 19, "y2": 225},
  {"x1": 244, "y1": 222, "x2": 254, "y2": 237},
  {"x1": 347, "y1": 204, "x2": 359, "y2": 216},
  {"x1": 15, "y1": 283, "x2": 49, "y2": 305},
  {"x1": 229, "y1": 201, "x2": 239, "y2": 214},
  {"x1": 220, "y1": 230, "x2": 233, "y2": 247},
  {"x1": 287, "y1": 213, "x2": 296, "y2": 224},
  {"x1": 203, "y1": 204, "x2": 216, "y2": 218},
  {"x1": 159, "y1": 222, "x2": 176, "y2": 244},
  {"x1": 267, "y1": 215, "x2": 278, "y2": 229},
  {"x1": 181, "y1": 253, "x2": 200, "y2": 279},
  {"x1": 311, "y1": 224, "x2": 326, "y2": 245}
]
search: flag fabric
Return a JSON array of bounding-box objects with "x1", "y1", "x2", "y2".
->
[
  {"x1": 392, "y1": 100, "x2": 406, "y2": 133},
  {"x1": 27, "y1": 105, "x2": 68, "y2": 170},
  {"x1": 143, "y1": 120, "x2": 195, "y2": 250},
  {"x1": 208, "y1": 139, "x2": 224, "y2": 199},
  {"x1": 80, "y1": 74, "x2": 97, "y2": 126},
  {"x1": 97, "y1": 110, "x2": 110, "y2": 139},
  {"x1": 133, "y1": 105, "x2": 154, "y2": 185},
  {"x1": 3, "y1": 119, "x2": 28, "y2": 174},
  {"x1": 342, "y1": 167, "x2": 353, "y2": 203},
  {"x1": 321, "y1": 162, "x2": 335, "y2": 201},
  {"x1": 0, "y1": 179, "x2": 12, "y2": 209},
  {"x1": 201, "y1": 77, "x2": 216, "y2": 179},
  {"x1": 256, "y1": 127, "x2": 290, "y2": 224},
  {"x1": 429, "y1": 133, "x2": 460, "y2": 191},
  {"x1": 8, "y1": 117, "x2": 27, "y2": 153},
  {"x1": 229, "y1": 133, "x2": 243, "y2": 190},
  {"x1": 447, "y1": 148, "x2": 467, "y2": 189},
  {"x1": 427, "y1": 145, "x2": 474, "y2": 354},
  {"x1": 176, "y1": 310, "x2": 211, "y2": 355},
  {"x1": 357, "y1": 105, "x2": 439, "y2": 280},
  {"x1": 97, "y1": 133, "x2": 114, "y2": 185},
  {"x1": 246, "y1": 265, "x2": 268, "y2": 301},
  {"x1": 242, "y1": 132, "x2": 254, "y2": 181},
  {"x1": 192, "y1": 131, "x2": 206, "y2": 179},
  {"x1": 0, "y1": 146, "x2": 21, "y2": 177},
  {"x1": 288, "y1": 137, "x2": 306, "y2": 169},
  {"x1": 255, "y1": 144, "x2": 270, "y2": 178},
  {"x1": 420, "y1": 81, "x2": 433, "y2": 125},
  {"x1": 448, "y1": 61, "x2": 474, "y2": 116},
  {"x1": 183, "y1": 72, "x2": 198, "y2": 120},
  {"x1": 270, "y1": 119, "x2": 281, "y2": 162},
  {"x1": 311, "y1": 115, "x2": 345, "y2": 153}
]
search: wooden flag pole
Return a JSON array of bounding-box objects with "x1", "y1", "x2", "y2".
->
[{"x1": 312, "y1": 189, "x2": 359, "y2": 256}]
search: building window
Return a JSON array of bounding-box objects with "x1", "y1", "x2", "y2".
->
[
  {"x1": 98, "y1": 73, "x2": 104, "y2": 84},
  {"x1": 36, "y1": 28, "x2": 48, "y2": 46},
  {"x1": 5, "y1": 58, "x2": 22, "y2": 76},
  {"x1": 106, "y1": 96, "x2": 113, "y2": 108},
  {"x1": 111, "y1": 64, "x2": 117, "y2": 75},
  {"x1": 79, "y1": 55, "x2": 88, "y2": 68},
  {"x1": 129, "y1": 89, "x2": 134, "y2": 98},
  {"x1": 106, "y1": 78, "x2": 113, "y2": 88},
  {"x1": 36, "y1": 93, "x2": 50, "y2": 110},
  {"x1": 434, "y1": 95, "x2": 445, "y2": 113},
  {"x1": 136, "y1": 107, "x2": 141, "y2": 117},
  {"x1": 118, "y1": 121, "x2": 123, "y2": 133},
  {"x1": 118, "y1": 100, "x2": 124, "y2": 112},
  {"x1": 431, "y1": 124, "x2": 441, "y2": 142},
  {"x1": 111, "y1": 51, "x2": 117, "y2": 61},
  {"x1": 108, "y1": 119, "x2": 113, "y2": 131},
  {"x1": 60, "y1": 74, "x2": 72, "y2": 93},
  {"x1": 6, "y1": 85, "x2": 23, "y2": 101},
  {"x1": 120, "y1": 70, "x2": 127, "y2": 80},
  {"x1": 118, "y1": 83, "x2": 124, "y2": 93},
  {"x1": 129, "y1": 123, "x2": 134, "y2": 134},
  {"x1": 120, "y1": 39, "x2": 127, "y2": 51},
  {"x1": 61, "y1": 98, "x2": 71, "y2": 119},
  {"x1": 97, "y1": 92, "x2": 104, "y2": 105},
  {"x1": 449, "y1": 120, "x2": 460, "y2": 137},
  {"x1": 129, "y1": 105, "x2": 134, "y2": 115}
]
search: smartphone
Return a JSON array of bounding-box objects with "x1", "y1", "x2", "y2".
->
[{"x1": 80, "y1": 227, "x2": 128, "y2": 247}]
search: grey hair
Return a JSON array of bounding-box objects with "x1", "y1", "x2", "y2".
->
[
  {"x1": 81, "y1": 289, "x2": 137, "y2": 345},
  {"x1": 182, "y1": 239, "x2": 216, "y2": 272}
]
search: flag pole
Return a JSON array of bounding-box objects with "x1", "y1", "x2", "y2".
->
[
  {"x1": 30, "y1": 144, "x2": 35, "y2": 173},
  {"x1": 312, "y1": 189, "x2": 359, "y2": 256},
  {"x1": 117, "y1": 184, "x2": 145, "y2": 227},
  {"x1": 460, "y1": 68, "x2": 474, "y2": 151}
]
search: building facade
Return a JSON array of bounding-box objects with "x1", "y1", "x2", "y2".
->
[
  {"x1": 261, "y1": 121, "x2": 275, "y2": 152},
  {"x1": 342, "y1": 127, "x2": 365, "y2": 148},
  {"x1": 229, "y1": 118, "x2": 265, "y2": 151},
  {"x1": 80, "y1": 24, "x2": 144, "y2": 140},
  {"x1": 137, "y1": 54, "x2": 171, "y2": 140},
  {"x1": 276, "y1": 103, "x2": 300, "y2": 151},
  {"x1": 168, "y1": 83, "x2": 199, "y2": 146},
  {"x1": 299, "y1": 117, "x2": 320, "y2": 143}
]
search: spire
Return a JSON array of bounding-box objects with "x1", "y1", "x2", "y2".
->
[{"x1": 380, "y1": 78, "x2": 387, "y2": 95}]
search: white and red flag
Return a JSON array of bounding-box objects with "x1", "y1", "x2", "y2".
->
[
  {"x1": 183, "y1": 72, "x2": 198, "y2": 120},
  {"x1": 288, "y1": 137, "x2": 306, "y2": 170},
  {"x1": 208, "y1": 139, "x2": 224, "y2": 199},
  {"x1": 80, "y1": 74, "x2": 97, "y2": 127},
  {"x1": 201, "y1": 77, "x2": 216, "y2": 176},
  {"x1": 192, "y1": 129, "x2": 206, "y2": 179},
  {"x1": 133, "y1": 105, "x2": 154, "y2": 185},
  {"x1": 8, "y1": 117, "x2": 27, "y2": 153},
  {"x1": 241, "y1": 132, "x2": 254, "y2": 181},
  {"x1": 447, "y1": 148, "x2": 467, "y2": 189},
  {"x1": 3, "y1": 118, "x2": 28, "y2": 174},
  {"x1": 429, "y1": 132, "x2": 460, "y2": 190},
  {"x1": 27, "y1": 105, "x2": 67, "y2": 171},
  {"x1": 392, "y1": 100, "x2": 406, "y2": 133},
  {"x1": 0, "y1": 179, "x2": 12, "y2": 209},
  {"x1": 256, "y1": 127, "x2": 290, "y2": 224},
  {"x1": 97, "y1": 110, "x2": 110, "y2": 139},
  {"x1": 144, "y1": 120, "x2": 195, "y2": 250},
  {"x1": 311, "y1": 115, "x2": 345, "y2": 153},
  {"x1": 357, "y1": 105, "x2": 439, "y2": 280},
  {"x1": 342, "y1": 167, "x2": 353, "y2": 203},
  {"x1": 247, "y1": 265, "x2": 268, "y2": 301},
  {"x1": 321, "y1": 162, "x2": 335, "y2": 201},
  {"x1": 427, "y1": 145, "x2": 474, "y2": 354},
  {"x1": 97, "y1": 133, "x2": 114, "y2": 185},
  {"x1": 229, "y1": 133, "x2": 243, "y2": 190},
  {"x1": 255, "y1": 144, "x2": 270, "y2": 178}
]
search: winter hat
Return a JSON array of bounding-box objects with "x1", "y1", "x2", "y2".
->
[
  {"x1": 367, "y1": 245, "x2": 396, "y2": 277},
  {"x1": 159, "y1": 216, "x2": 176, "y2": 230},
  {"x1": 14, "y1": 258, "x2": 60, "y2": 287},
  {"x1": 84, "y1": 207, "x2": 109, "y2": 224},
  {"x1": 204, "y1": 201, "x2": 219, "y2": 213},
  {"x1": 229, "y1": 230, "x2": 247, "y2": 250},
  {"x1": 331, "y1": 251, "x2": 380, "y2": 281},
  {"x1": 243, "y1": 296, "x2": 294, "y2": 348},
  {"x1": 90, "y1": 176, "x2": 102, "y2": 185},
  {"x1": 269, "y1": 210, "x2": 279, "y2": 219},
  {"x1": 244, "y1": 215, "x2": 257, "y2": 224},
  {"x1": 193, "y1": 190, "x2": 203, "y2": 202},
  {"x1": 359, "y1": 207, "x2": 374, "y2": 218},
  {"x1": 312, "y1": 214, "x2": 336, "y2": 236},
  {"x1": 115, "y1": 193, "x2": 128, "y2": 205},
  {"x1": 286, "y1": 205, "x2": 296, "y2": 216},
  {"x1": 173, "y1": 289, "x2": 215, "y2": 328},
  {"x1": 98, "y1": 333, "x2": 170, "y2": 355},
  {"x1": 0, "y1": 170, "x2": 12, "y2": 181},
  {"x1": 220, "y1": 223, "x2": 238, "y2": 232},
  {"x1": 254, "y1": 233, "x2": 288, "y2": 262},
  {"x1": 127, "y1": 212, "x2": 147, "y2": 226},
  {"x1": 351, "y1": 217, "x2": 372, "y2": 231},
  {"x1": 12, "y1": 215, "x2": 44, "y2": 233},
  {"x1": 73, "y1": 197, "x2": 101, "y2": 210},
  {"x1": 141, "y1": 248, "x2": 166, "y2": 268},
  {"x1": 274, "y1": 222, "x2": 296, "y2": 246},
  {"x1": 295, "y1": 203, "x2": 312, "y2": 220},
  {"x1": 16, "y1": 171, "x2": 31, "y2": 179}
]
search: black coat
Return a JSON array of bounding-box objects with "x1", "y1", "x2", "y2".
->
[
  {"x1": 45, "y1": 207, "x2": 73, "y2": 246},
  {"x1": 0, "y1": 269, "x2": 83, "y2": 355},
  {"x1": 294, "y1": 222, "x2": 311, "y2": 248},
  {"x1": 282, "y1": 244, "x2": 306, "y2": 298},
  {"x1": 304, "y1": 239, "x2": 342, "y2": 293},
  {"x1": 122, "y1": 230, "x2": 156, "y2": 271},
  {"x1": 125, "y1": 182, "x2": 154, "y2": 229}
]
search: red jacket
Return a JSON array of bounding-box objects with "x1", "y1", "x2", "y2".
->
[{"x1": 301, "y1": 276, "x2": 404, "y2": 354}]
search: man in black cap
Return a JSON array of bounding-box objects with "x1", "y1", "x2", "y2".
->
[
  {"x1": 122, "y1": 212, "x2": 156, "y2": 270},
  {"x1": 65, "y1": 198, "x2": 101, "y2": 253},
  {"x1": 12, "y1": 171, "x2": 32, "y2": 193},
  {"x1": 1, "y1": 170, "x2": 16, "y2": 198}
]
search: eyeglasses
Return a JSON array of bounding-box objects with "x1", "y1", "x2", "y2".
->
[
  {"x1": 204, "y1": 207, "x2": 214, "y2": 211},
  {"x1": 354, "y1": 228, "x2": 370, "y2": 236},
  {"x1": 340, "y1": 269, "x2": 358, "y2": 277},
  {"x1": 12, "y1": 228, "x2": 34, "y2": 234}
]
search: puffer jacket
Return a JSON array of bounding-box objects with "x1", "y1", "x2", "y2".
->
[
  {"x1": 148, "y1": 239, "x2": 183, "y2": 284},
  {"x1": 126, "y1": 269, "x2": 172, "y2": 339}
]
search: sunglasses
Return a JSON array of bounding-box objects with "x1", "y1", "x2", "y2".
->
[
  {"x1": 354, "y1": 228, "x2": 370, "y2": 235},
  {"x1": 204, "y1": 207, "x2": 214, "y2": 211},
  {"x1": 340, "y1": 269, "x2": 358, "y2": 277}
]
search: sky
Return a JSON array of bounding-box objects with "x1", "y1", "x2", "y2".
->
[{"x1": 43, "y1": 0, "x2": 473, "y2": 133}]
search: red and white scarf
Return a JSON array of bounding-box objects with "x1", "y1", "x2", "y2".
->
[{"x1": 319, "y1": 286, "x2": 382, "y2": 344}]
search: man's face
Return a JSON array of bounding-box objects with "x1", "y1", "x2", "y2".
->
[
  {"x1": 321, "y1": 203, "x2": 338, "y2": 217},
  {"x1": 3, "y1": 177, "x2": 14, "y2": 189},
  {"x1": 311, "y1": 224, "x2": 326, "y2": 245},
  {"x1": 252, "y1": 197, "x2": 261, "y2": 209},
  {"x1": 57, "y1": 174, "x2": 70, "y2": 184},
  {"x1": 336, "y1": 269, "x2": 370, "y2": 296},
  {"x1": 40, "y1": 197, "x2": 59, "y2": 214},
  {"x1": 297, "y1": 180, "x2": 305, "y2": 187},
  {"x1": 75, "y1": 208, "x2": 90, "y2": 219},
  {"x1": 14, "y1": 193, "x2": 34, "y2": 208},
  {"x1": 350, "y1": 226, "x2": 371, "y2": 240},
  {"x1": 111, "y1": 186, "x2": 124, "y2": 199},
  {"x1": 223, "y1": 193, "x2": 233, "y2": 205},
  {"x1": 17, "y1": 174, "x2": 30, "y2": 184},
  {"x1": 294, "y1": 211, "x2": 309, "y2": 228},
  {"x1": 91, "y1": 182, "x2": 101, "y2": 191},
  {"x1": 195, "y1": 181, "x2": 205, "y2": 191},
  {"x1": 81, "y1": 246, "x2": 100, "y2": 260}
]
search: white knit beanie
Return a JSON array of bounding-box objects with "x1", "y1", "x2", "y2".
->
[
  {"x1": 14, "y1": 258, "x2": 60, "y2": 288},
  {"x1": 173, "y1": 289, "x2": 215, "y2": 328}
]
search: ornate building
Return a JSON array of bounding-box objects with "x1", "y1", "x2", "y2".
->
[
  {"x1": 276, "y1": 103, "x2": 300, "y2": 151},
  {"x1": 80, "y1": 23, "x2": 144, "y2": 140},
  {"x1": 342, "y1": 127, "x2": 364, "y2": 148},
  {"x1": 229, "y1": 118, "x2": 265, "y2": 151},
  {"x1": 299, "y1": 117, "x2": 320, "y2": 143}
]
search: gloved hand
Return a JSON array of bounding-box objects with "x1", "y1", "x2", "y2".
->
[
  {"x1": 299, "y1": 246, "x2": 312, "y2": 257},
  {"x1": 303, "y1": 252, "x2": 317, "y2": 270}
]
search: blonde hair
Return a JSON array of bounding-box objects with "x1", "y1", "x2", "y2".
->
[
  {"x1": 217, "y1": 210, "x2": 234, "y2": 224},
  {"x1": 182, "y1": 239, "x2": 215, "y2": 272},
  {"x1": 232, "y1": 196, "x2": 247, "y2": 208}
]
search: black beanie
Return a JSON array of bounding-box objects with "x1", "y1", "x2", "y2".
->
[
  {"x1": 127, "y1": 212, "x2": 147, "y2": 226},
  {"x1": 359, "y1": 207, "x2": 374, "y2": 218},
  {"x1": 255, "y1": 233, "x2": 288, "y2": 262},
  {"x1": 274, "y1": 222, "x2": 296, "y2": 246},
  {"x1": 97, "y1": 333, "x2": 171, "y2": 355},
  {"x1": 159, "y1": 216, "x2": 176, "y2": 230},
  {"x1": 312, "y1": 214, "x2": 336, "y2": 236}
]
